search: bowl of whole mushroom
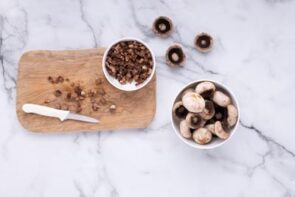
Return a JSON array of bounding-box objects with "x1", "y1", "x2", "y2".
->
[{"x1": 171, "y1": 80, "x2": 239, "y2": 149}]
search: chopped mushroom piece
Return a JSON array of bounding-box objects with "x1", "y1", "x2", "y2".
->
[
  {"x1": 182, "y1": 92, "x2": 205, "y2": 113},
  {"x1": 54, "y1": 90, "x2": 62, "y2": 97},
  {"x1": 193, "y1": 128, "x2": 212, "y2": 144},
  {"x1": 109, "y1": 104, "x2": 116, "y2": 112}
]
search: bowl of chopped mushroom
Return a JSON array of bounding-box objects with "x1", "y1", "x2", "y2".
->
[
  {"x1": 171, "y1": 80, "x2": 240, "y2": 149},
  {"x1": 102, "y1": 37, "x2": 156, "y2": 91}
]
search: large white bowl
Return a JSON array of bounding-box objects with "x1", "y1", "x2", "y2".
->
[
  {"x1": 171, "y1": 79, "x2": 240, "y2": 150},
  {"x1": 102, "y1": 37, "x2": 156, "y2": 91}
]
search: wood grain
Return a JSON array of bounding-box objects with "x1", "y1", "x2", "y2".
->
[{"x1": 16, "y1": 48, "x2": 156, "y2": 132}]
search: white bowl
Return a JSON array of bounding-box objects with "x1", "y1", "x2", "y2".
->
[
  {"x1": 171, "y1": 79, "x2": 240, "y2": 150},
  {"x1": 102, "y1": 37, "x2": 156, "y2": 91}
]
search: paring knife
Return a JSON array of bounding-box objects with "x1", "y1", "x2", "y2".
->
[{"x1": 22, "y1": 104, "x2": 99, "y2": 123}]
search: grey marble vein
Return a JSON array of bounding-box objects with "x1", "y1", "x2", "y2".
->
[
  {"x1": 78, "y1": 0, "x2": 98, "y2": 48},
  {"x1": 240, "y1": 120, "x2": 295, "y2": 157}
]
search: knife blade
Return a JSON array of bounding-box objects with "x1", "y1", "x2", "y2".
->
[{"x1": 22, "y1": 104, "x2": 99, "y2": 123}]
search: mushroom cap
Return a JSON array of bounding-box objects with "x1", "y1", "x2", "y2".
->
[
  {"x1": 193, "y1": 128, "x2": 212, "y2": 144},
  {"x1": 214, "y1": 121, "x2": 230, "y2": 139},
  {"x1": 185, "y1": 112, "x2": 206, "y2": 129},
  {"x1": 172, "y1": 101, "x2": 188, "y2": 119},
  {"x1": 152, "y1": 16, "x2": 174, "y2": 37},
  {"x1": 212, "y1": 91, "x2": 231, "y2": 107},
  {"x1": 194, "y1": 32, "x2": 213, "y2": 53},
  {"x1": 181, "y1": 88, "x2": 194, "y2": 98},
  {"x1": 195, "y1": 81, "x2": 216, "y2": 99},
  {"x1": 179, "y1": 120, "x2": 192, "y2": 139},
  {"x1": 165, "y1": 44, "x2": 185, "y2": 67},
  {"x1": 227, "y1": 104, "x2": 238, "y2": 127},
  {"x1": 199, "y1": 100, "x2": 215, "y2": 120},
  {"x1": 182, "y1": 92, "x2": 205, "y2": 113}
]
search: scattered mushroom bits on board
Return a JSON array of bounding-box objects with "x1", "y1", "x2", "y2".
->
[{"x1": 16, "y1": 48, "x2": 156, "y2": 132}]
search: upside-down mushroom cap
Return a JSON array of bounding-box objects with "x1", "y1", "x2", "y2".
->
[
  {"x1": 172, "y1": 101, "x2": 188, "y2": 119},
  {"x1": 185, "y1": 113, "x2": 206, "y2": 129},
  {"x1": 195, "y1": 81, "x2": 216, "y2": 99}
]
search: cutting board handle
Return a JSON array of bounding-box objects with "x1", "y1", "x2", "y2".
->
[{"x1": 22, "y1": 104, "x2": 69, "y2": 121}]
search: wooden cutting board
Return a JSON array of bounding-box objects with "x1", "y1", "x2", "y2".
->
[{"x1": 16, "y1": 48, "x2": 156, "y2": 132}]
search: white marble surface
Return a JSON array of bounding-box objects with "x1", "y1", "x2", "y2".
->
[{"x1": 1, "y1": 0, "x2": 295, "y2": 196}]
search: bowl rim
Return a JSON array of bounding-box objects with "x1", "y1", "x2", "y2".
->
[
  {"x1": 171, "y1": 79, "x2": 240, "y2": 150},
  {"x1": 102, "y1": 37, "x2": 156, "y2": 92}
]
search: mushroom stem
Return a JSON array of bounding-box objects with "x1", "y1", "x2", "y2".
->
[
  {"x1": 206, "y1": 121, "x2": 229, "y2": 140},
  {"x1": 179, "y1": 120, "x2": 192, "y2": 139}
]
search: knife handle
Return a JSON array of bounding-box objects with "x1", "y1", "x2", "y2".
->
[{"x1": 22, "y1": 104, "x2": 69, "y2": 121}]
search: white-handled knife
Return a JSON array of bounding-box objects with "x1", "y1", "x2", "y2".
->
[{"x1": 22, "y1": 104, "x2": 99, "y2": 123}]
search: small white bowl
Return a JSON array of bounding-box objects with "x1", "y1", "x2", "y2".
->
[
  {"x1": 171, "y1": 79, "x2": 240, "y2": 150},
  {"x1": 102, "y1": 37, "x2": 156, "y2": 91}
]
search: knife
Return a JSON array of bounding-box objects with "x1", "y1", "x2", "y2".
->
[{"x1": 22, "y1": 104, "x2": 99, "y2": 123}]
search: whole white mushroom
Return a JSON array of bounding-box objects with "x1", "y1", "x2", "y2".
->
[
  {"x1": 182, "y1": 92, "x2": 205, "y2": 113},
  {"x1": 195, "y1": 81, "x2": 216, "y2": 99},
  {"x1": 193, "y1": 128, "x2": 212, "y2": 144},
  {"x1": 212, "y1": 91, "x2": 231, "y2": 107}
]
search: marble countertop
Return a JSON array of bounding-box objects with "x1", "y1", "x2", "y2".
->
[{"x1": 1, "y1": 0, "x2": 295, "y2": 196}]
